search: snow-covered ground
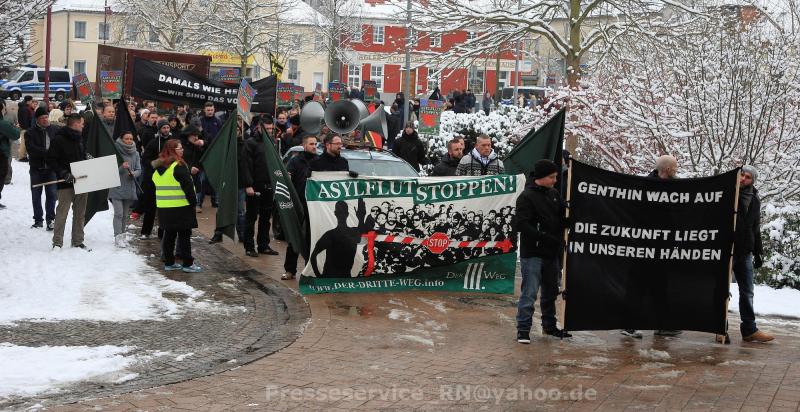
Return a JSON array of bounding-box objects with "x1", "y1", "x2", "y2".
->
[
  {"x1": 0, "y1": 160, "x2": 225, "y2": 399},
  {"x1": 0, "y1": 160, "x2": 213, "y2": 325},
  {"x1": 0, "y1": 344, "x2": 139, "y2": 398},
  {"x1": 730, "y1": 283, "x2": 800, "y2": 319}
]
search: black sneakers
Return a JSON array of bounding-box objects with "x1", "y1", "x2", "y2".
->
[
  {"x1": 208, "y1": 234, "x2": 223, "y2": 244},
  {"x1": 73, "y1": 243, "x2": 92, "y2": 251},
  {"x1": 31, "y1": 221, "x2": 43, "y2": 229},
  {"x1": 245, "y1": 250, "x2": 259, "y2": 257},
  {"x1": 258, "y1": 246, "x2": 279, "y2": 256},
  {"x1": 517, "y1": 330, "x2": 531, "y2": 344},
  {"x1": 544, "y1": 328, "x2": 573, "y2": 338}
]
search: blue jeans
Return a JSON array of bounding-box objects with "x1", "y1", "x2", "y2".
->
[
  {"x1": 516, "y1": 257, "x2": 559, "y2": 332},
  {"x1": 29, "y1": 168, "x2": 57, "y2": 223},
  {"x1": 197, "y1": 171, "x2": 218, "y2": 207},
  {"x1": 733, "y1": 254, "x2": 758, "y2": 336}
]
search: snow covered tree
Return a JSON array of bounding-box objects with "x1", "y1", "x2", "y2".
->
[
  {"x1": 414, "y1": 0, "x2": 697, "y2": 89},
  {"x1": 200, "y1": 0, "x2": 296, "y2": 74},
  {"x1": 304, "y1": 0, "x2": 366, "y2": 84},
  {"x1": 0, "y1": 0, "x2": 53, "y2": 67},
  {"x1": 112, "y1": 0, "x2": 207, "y2": 52}
]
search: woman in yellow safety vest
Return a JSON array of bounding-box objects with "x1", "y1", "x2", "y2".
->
[{"x1": 151, "y1": 139, "x2": 201, "y2": 273}]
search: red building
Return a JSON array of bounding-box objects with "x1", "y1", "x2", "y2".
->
[{"x1": 334, "y1": 1, "x2": 531, "y2": 98}]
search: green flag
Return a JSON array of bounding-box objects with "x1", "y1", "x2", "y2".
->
[
  {"x1": 200, "y1": 115, "x2": 240, "y2": 240},
  {"x1": 84, "y1": 114, "x2": 124, "y2": 223},
  {"x1": 503, "y1": 107, "x2": 566, "y2": 175},
  {"x1": 262, "y1": 130, "x2": 307, "y2": 257}
]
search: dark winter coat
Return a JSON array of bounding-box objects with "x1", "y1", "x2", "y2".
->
[
  {"x1": 240, "y1": 137, "x2": 271, "y2": 187},
  {"x1": 0, "y1": 118, "x2": 20, "y2": 160},
  {"x1": 287, "y1": 151, "x2": 317, "y2": 201},
  {"x1": 466, "y1": 92, "x2": 476, "y2": 110},
  {"x1": 310, "y1": 151, "x2": 349, "y2": 172},
  {"x1": 392, "y1": 131, "x2": 428, "y2": 172},
  {"x1": 142, "y1": 133, "x2": 173, "y2": 174},
  {"x1": 25, "y1": 124, "x2": 59, "y2": 169},
  {"x1": 138, "y1": 123, "x2": 158, "y2": 152},
  {"x1": 200, "y1": 115, "x2": 223, "y2": 144},
  {"x1": 386, "y1": 112, "x2": 403, "y2": 148},
  {"x1": 152, "y1": 158, "x2": 198, "y2": 231},
  {"x1": 430, "y1": 154, "x2": 460, "y2": 176},
  {"x1": 18, "y1": 103, "x2": 33, "y2": 129},
  {"x1": 453, "y1": 93, "x2": 468, "y2": 114},
  {"x1": 514, "y1": 182, "x2": 566, "y2": 259},
  {"x1": 734, "y1": 187, "x2": 763, "y2": 257},
  {"x1": 46, "y1": 126, "x2": 87, "y2": 190}
]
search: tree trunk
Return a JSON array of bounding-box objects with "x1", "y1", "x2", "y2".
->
[{"x1": 494, "y1": 44, "x2": 502, "y2": 103}]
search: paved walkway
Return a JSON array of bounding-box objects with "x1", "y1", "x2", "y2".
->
[
  {"x1": 50, "y1": 211, "x2": 800, "y2": 411},
  {"x1": 2, "y1": 231, "x2": 308, "y2": 411}
]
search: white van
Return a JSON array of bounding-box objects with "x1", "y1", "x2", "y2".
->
[{"x1": 0, "y1": 65, "x2": 73, "y2": 101}]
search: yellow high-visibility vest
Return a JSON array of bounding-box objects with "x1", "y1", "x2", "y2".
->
[{"x1": 152, "y1": 161, "x2": 190, "y2": 208}]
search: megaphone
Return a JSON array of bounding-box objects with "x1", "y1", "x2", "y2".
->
[
  {"x1": 324, "y1": 100, "x2": 362, "y2": 135},
  {"x1": 358, "y1": 104, "x2": 388, "y2": 142},
  {"x1": 350, "y1": 99, "x2": 370, "y2": 121},
  {"x1": 299, "y1": 101, "x2": 325, "y2": 134}
]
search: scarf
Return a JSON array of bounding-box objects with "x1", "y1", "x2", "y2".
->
[
  {"x1": 471, "y1": 147, "x2": 494, "y2": 166},
  {"x1": 116, "y1": 138, "x2": 137, "y2": 156},
  {"x1": 739, "y1": 184, "x2": 754, "y2": 214}
]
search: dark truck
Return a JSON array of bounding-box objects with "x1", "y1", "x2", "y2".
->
[{"x1": 95, "y1": 45, "x2": 212, "y2": 100}]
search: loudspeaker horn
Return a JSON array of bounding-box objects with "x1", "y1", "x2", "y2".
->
[
  {"x1": 324, "y1": 100, "x2": 362, "y2": 135},
  {"x1": 299, "y1": 101, "x2": 325, "y2": 134},
  {"x1": 350, "y1": 99, "x2": 370, "y2": 121},
  {"x1": 358, "y1": 104, "x2": 388, "y2": 141}
]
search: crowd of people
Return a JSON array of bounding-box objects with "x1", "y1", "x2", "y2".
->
[{"x1": 0, "y1": 91, "x2": 774, "y2": 346}]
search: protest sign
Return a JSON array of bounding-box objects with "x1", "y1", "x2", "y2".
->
[
  {"x1": 72, "y1": 73, "x2": 93, "y2": 105},
  {"x1": 217, "y1": 68, "x2": 240, "y2": 83},
  {"x1": 363, "y1": 80, "x2": 378, "y2": 102},
  {"x1": 564, "y1": 160, "x2": 739, "y2": 334},
  {"x1": 292, "y1": 85, "x2": 304, "y2": 104},
  {"x1": 300, "y1": 173, "x2": 525, "y2": 294},
  {"x1": 277, "y1": 83, "x2": 294, "y2": 107},
  {"x1": 418, "y1": 99, "x2": 444, "y2": 135},
  {"x1": 329, "y1": 81, "x2": 347, "y2": 102},
  {"x1": 99, "y1": 70, "x2": 122, "y2": 100},
  {"x1": 237, "y1": 79, "x2": 256, "y2": 125},
  {"x1": 131, "y1": 58, "x2": 239, "y2": 107},
  {"x1": 71, "y1": 155, "x2": 122, "y2": 195}
]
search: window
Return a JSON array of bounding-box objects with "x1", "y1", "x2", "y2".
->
[
  {"x1": 290, "y1": 34, "x2": 303, "y2": 51},
  {"x1": 125, "y1": 24, "x2": 137, "y2": 42},
  {"x1": 408, "y1": 28, "x2": 418, "y2": 48},
  {"x1": 498, "y1": 70, "x2": 509, "y2": 88},
  {"x1": 347, "y1": 65, "x2": 361, "y2": 89},
  {"x1": 314, "y1": 34, "x2": 325, "y2": 52},
  {"x1": 74, "y1": 21, "x2": 86, "y2": 39},
  {"x1": 49, "y1": 71, "x2": 71, "y2": 83},
  {"x1": 18, "y1": 71, "x2": 34, "y2": 82},
  {"x1": 288, "y1": 59, "x2": 298, "y2": 81},
  {"x1": 468, "y1": 67, "x2": 485, "y2": 93},
  {"x1": 148, "y1": 26, "x2": 158, "y2": 43},
  {"x1": 351, "y1": 23, "x2": 363, "y2": 43},
  {"x1": 427, "y1": 71, "x2": 439, "y2": 93},
  {"x1": 430, "y1": 33, "x2": 441, "y2": 48},
  {"x1": 467, "y1": 31, "x2": 476, "y2": 42},
  {"x1": 372, "y1": 25, "x2": 384, "y2": 44},
  {"x1": 74, "y1": 60, "x2": 87, "y2": 75},
  {"x1": 98, "y1": 22, "x2": 110, "y2": 40},
  {"x1": 370, "y1": 65, "x2": 383, "y2": 90}
]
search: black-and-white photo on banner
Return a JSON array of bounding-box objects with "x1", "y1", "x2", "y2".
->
[{"x1": 564, "y1": 160, "x2": 739, "y2": 334}]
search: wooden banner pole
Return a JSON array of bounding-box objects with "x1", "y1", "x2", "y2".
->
[
  {"x1": 721, "y1": 170, "x2": 742, "y2": 343},
  {"x1": 559, "y1": 157, "x2": 574, "y2": 332}
]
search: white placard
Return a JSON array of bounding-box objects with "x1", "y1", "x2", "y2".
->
[{"x1": 71, "y1": 155, "x2": 121, "y2": 195}]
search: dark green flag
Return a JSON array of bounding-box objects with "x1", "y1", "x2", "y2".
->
[
  {"x1": 262, "y1": 130, "x2": 307, "y2": 257},
  {"x1": 200, "y1": 115, "x2": 239, "y2": 240},
  {"x1": 113, "y1": 99, "x2": 138, "y2": 146},
  {"x1": 503, "y1": 107, "x2": 566, "y2": 175},
  {"x1": 84, "y1": 114, "x2": 124, "y2": 223}
]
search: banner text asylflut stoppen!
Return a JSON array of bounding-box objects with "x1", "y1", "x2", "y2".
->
[{"x1": 309, "y1": 175, "x2": 517, "y2": 204}]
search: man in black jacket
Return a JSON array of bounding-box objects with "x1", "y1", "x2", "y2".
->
[
  {"x1": 392, "y1": 122, "x2": 427, "y2": 172},
  {"x1": 431, "y1": 138, "x2": 464, "y2": 176},
  {"x1": 282, "y1": 135, "x2": 319, "y2": 279},
  {"x1": 240, "y1": 131, "x2": 278, "y2": 257},
  {"x1": 514, "y1": 159, "x2": 569, "y2": 343},
  {"x1": 310, "y1": 134, "x2": 348, "y2": 172},
  {"x1": 26, "y1": 107, "x2": 59, "y2": 230},
  {"x1": 730, "y1": 165, "x2": 774, "y2": 343},
  {"x1": 46, "y1": 114, "x2": 89, "y2": 249}
]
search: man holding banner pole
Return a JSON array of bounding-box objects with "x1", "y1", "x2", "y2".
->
[
  {"x1": 515, "y1": 159, "x2": 571, "y2": 344},
  {"x1": 47, "y1": 114, "x2": 89, "y2": 250}
]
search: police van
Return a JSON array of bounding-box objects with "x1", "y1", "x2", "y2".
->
[{"x1": 0, "y1": 65, "x2": 72, "y2": 101}]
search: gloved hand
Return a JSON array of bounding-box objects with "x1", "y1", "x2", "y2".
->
[
  {"x1": 753, "y1": 254, "x2": 763, "y2": 269},
  {"x1": 348, "y1": 170, "x2": 359, "y2": 178},
  {"x1": 63, "y1": 173, "x2": 76, "y2": 184}
]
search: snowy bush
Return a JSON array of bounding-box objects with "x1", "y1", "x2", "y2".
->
[{"x1": 758, "y1": 203, "x2": 800, "y2": 289}]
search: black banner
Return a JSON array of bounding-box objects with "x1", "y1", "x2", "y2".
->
[
  {"x1": 131, "y1": 58, "x2": 276, "y2": 113},
  {"x1": 564, "y1": 161, "x2": 739, "y2": 334}
]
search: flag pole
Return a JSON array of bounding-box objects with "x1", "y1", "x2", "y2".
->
[
  {"x1": 559, "y1": 156, "x2": 574, "y2": 332},
  {"x1": 721, "y1": 170, "x2": 742, "y2": 342}
]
